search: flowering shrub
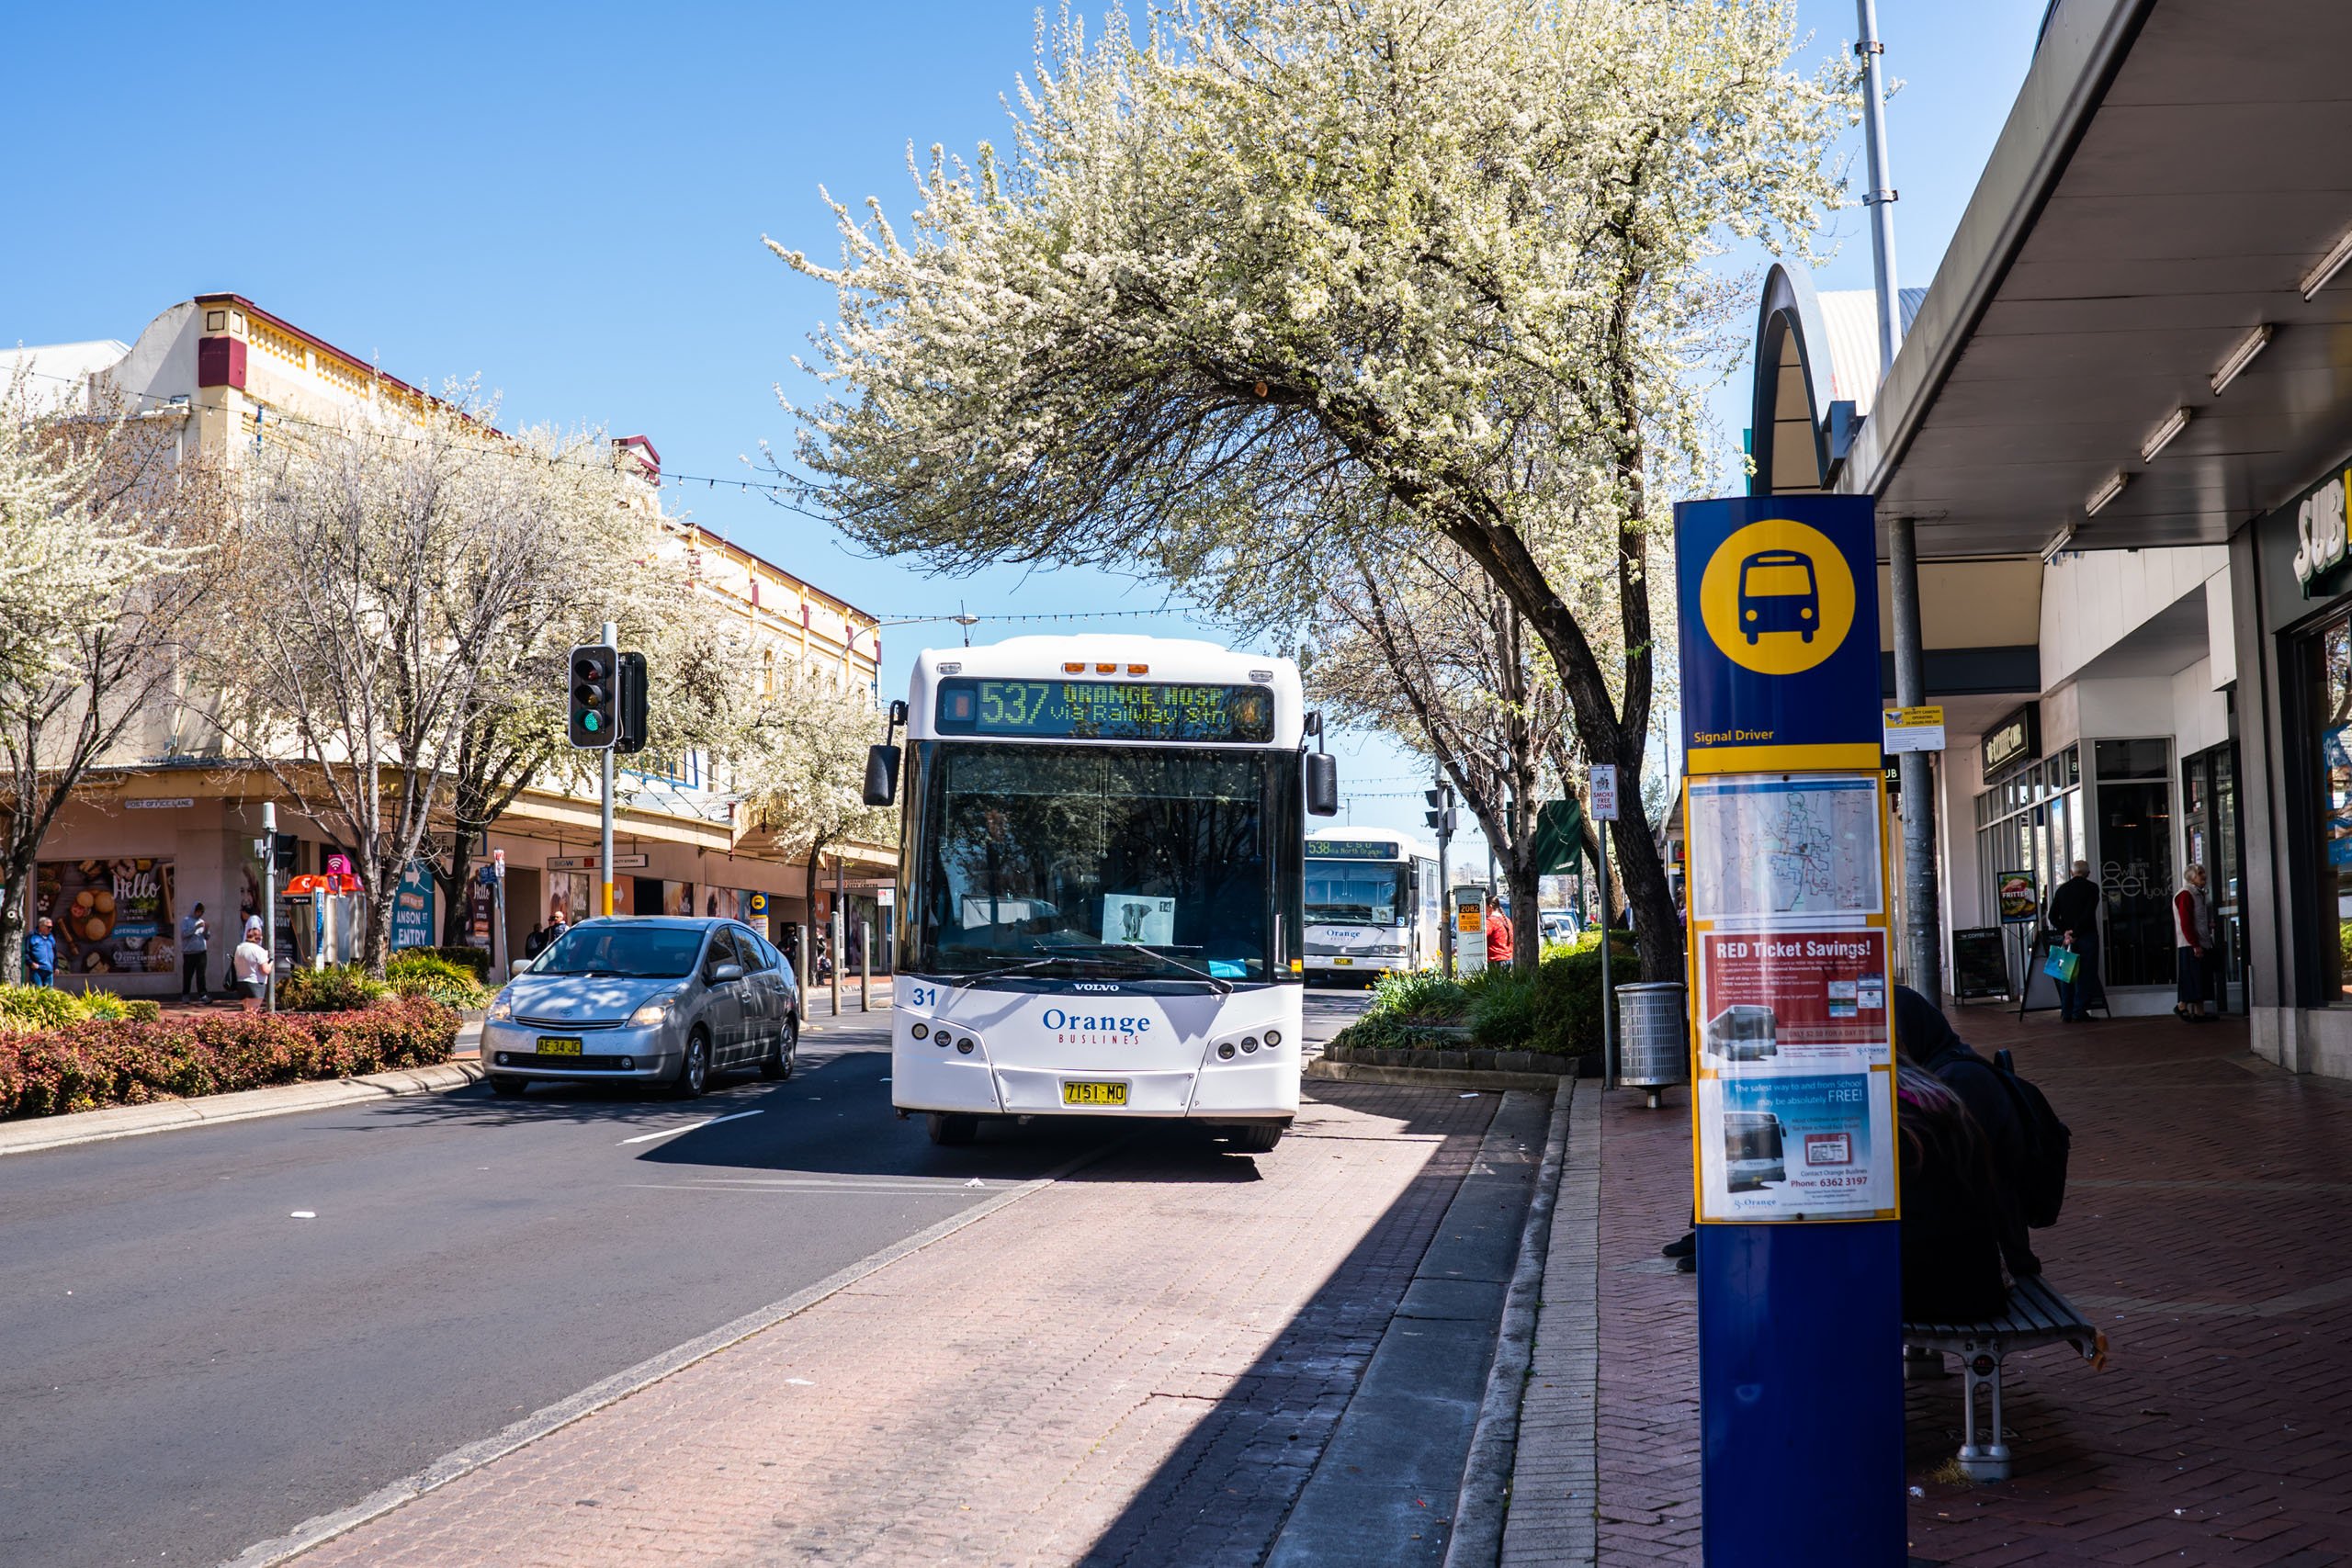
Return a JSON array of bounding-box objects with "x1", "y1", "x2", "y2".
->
[
  {"x1": 0, "y1": 986, "x2": 132, "y2": 1030},
  {"x1": 0, "y1": 997, "x2": 458, "y2": 1120}
]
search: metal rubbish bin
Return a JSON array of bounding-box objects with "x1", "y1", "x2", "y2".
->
[{"x1": 1615, "y1": 982, "x2": 1690, "y2": 1108}]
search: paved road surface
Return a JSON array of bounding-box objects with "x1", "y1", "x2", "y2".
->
[{"x1": 1, "y1": 991, "x2": 1373, "y2": 1568}]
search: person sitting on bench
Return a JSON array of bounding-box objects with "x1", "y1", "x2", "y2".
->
[
  {"x1": 1894, "y1": 986, "x2": 2041, "y2": 1280},
  {"x1": 1895, "y1": 1062, "x2": 2011, "y2": 1322}
]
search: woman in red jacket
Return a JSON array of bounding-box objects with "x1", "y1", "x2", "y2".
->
[{"x1": 2173, "y1": 864, "x2": 2217, "y2": 1023}]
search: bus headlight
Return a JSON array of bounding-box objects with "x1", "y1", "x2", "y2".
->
[
  {"x1": 1264, "y1": 1030, "x2": 1282, "y2": 1046},
  {"x1": 1217, "y1": 1043, "x2": 1237, "y2": 1060},
  {"x1": 910, "y1": 1021, "x2": 929, "y2": 1040}
]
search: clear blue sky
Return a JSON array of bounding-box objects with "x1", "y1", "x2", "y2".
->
[{"x1": 7, "y1": 0, "x2": 2047, "y2": 869}]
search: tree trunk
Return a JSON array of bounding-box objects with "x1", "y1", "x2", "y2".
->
[
  {"x1": 436, "y1": 841, "x2": 476, "y2": 948},
  {"x1": 358, "y1": 876, "x2": 397, "y2": 977},
  {"x1": 0, "y1": 849, "x2": 30, "y2": 987},
  {"x1": 1508, "y1": 848, "x2": 1542, "y2": 976}
]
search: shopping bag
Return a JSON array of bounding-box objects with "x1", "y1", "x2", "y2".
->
[{"x1": 2042, "y1": 947, "x2": 2080, "y2": 984}]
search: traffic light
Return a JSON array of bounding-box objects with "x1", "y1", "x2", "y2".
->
[
  {"x1": 570, "y1": 643, "x2": 618, "y2": 749},
  {"x1": 616, "y1": 651, "x2": 649, "y2": 756},
  {"x1": 1424, "y1": 784, "x2": 1456, "y2": 835}
]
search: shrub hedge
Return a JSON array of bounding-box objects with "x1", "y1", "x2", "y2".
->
[
  {"x1": 276, "y1": 964, "x2": 393, "y2": 1013},
  {"x1": 384, "y1": 951, "x2": 488, "y2": 1008},
  {"x1": 1332, "y1": 931, "x2": 1642, "y2": 1059},
  {"x1": 415, "y1": 945, "x2": 492, "y2": 978},
  {"x1": 0, "y1": 987, "x2": 160, "y2": 1029},
  {"x1": 0, "y1": 996, "x2": 458, "y2": 1120}
]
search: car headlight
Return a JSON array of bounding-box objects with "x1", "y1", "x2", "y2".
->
[
  {"x1": 629, "y1": 993, "x2": 677, "y2": 1028},
  {"x1": 488, "y1": 992, "x2": 513, "y2": 1021}
]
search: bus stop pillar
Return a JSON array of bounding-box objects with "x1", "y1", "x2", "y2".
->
[{"x1": 1676, "y1": 493, "x2": 1907, "y2": 1566}]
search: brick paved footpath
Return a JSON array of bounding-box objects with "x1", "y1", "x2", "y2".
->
[
  {"x1": 285, "y1": 1084, "x2": 1507, "y2": 1566},
  {"x1": 1548, "y1": 1010, "x2": 2352, "y2": 1567}
]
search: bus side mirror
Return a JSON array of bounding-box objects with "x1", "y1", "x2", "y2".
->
[
  {"x1": 863, "y1": 743, "x2": 901, "y2": 807},
  {"x1": 1305, "y1": 752, "x2": 1339, "y2": 816}
]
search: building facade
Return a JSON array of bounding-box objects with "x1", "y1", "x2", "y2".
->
[{"x1": 6, "y1": 293, "x2": 893, "y2": 990}]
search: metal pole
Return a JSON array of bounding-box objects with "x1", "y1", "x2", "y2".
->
[
  {"x1": 1599, "y1": 823, "x2": 1615, "y2": 1089},
  {"x1": 859, "y1": 918, "x2": 872, "y2": 1012},
  {"x1": 263, "y1": 801, "x2": 277, "y2": 1013},
  {"x1": 599, "y1": 619, "x2": 616, "y2": 920},
  {"x1": 1437, "y1": 777, "x2": 1453, "y2": 979},
  {"x1": 1890, "y1": 522, "x2": 1944, "y2": 1000},
  {"x1": 1857, "y1": 0, "x2": 1902, "y2": 378},
  {"x1": 1857, "y1": 1, "x2": 1941, "y2": 999},
  {"x1": 831, "y1": 857, "x2": 844, "y2": 1018}
]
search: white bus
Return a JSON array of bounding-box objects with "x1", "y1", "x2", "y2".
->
[
  {"x1": 865, "y1": 636, "x2": 1339, "y2": 1150},
  {"x1": 1303, "y1": 827, "x2": 1442, "y2": 986}
]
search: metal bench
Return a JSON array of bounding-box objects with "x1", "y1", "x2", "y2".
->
[{"x1": 1902, "y1": 1274, "x2": 2108, "y2": 1481}]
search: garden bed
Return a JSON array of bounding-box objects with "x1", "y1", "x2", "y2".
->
[{"x1": 1324, "y1": 931, "x2": 1637, "y2": 1077}]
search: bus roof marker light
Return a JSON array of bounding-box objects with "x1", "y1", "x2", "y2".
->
[
  {"x1": 2301, "y1": 224, "x2": 2352, "y2": 299},
  {"x1": 1126, "y1": 663, "x2": 1148, "y2": 674},
  {"x1": 2211, "y1": 323, "x2": 2273, "y2": 396},
  {"x1": 2086, "y1": 472, "x2": 2127, "y2": 516},
  {"x1": 1063, "y1": 662, "x2": 1085, "y2": 672},
  {"x1": 2140, "y1": 407, "x2": 2191, "y2": 464},
  {"x1": 1094, "y1": 662, "x2": 1116, "y2": 672}
]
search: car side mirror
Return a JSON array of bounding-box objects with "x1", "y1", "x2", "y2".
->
[
  {"x1": 864, "y1": 743, "x2": 901, "y2": 807},
  {"x1": 712, "y1": 962, "x2": 746, "y2": 983},
  {"x1": 1305, "y1": 752, "x2": 1340, "y2": 816}
]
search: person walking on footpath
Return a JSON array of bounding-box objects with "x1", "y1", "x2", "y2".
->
[
  {"x1": 231, "y1": 918, "x2": 272, "y2": 1014},
  {"x1": 2174, "y1": 863, "x2": 2219, "y2": 1023},
  {"x1": 2046, "y1": 860, "x2": 2102, "y2": 1022},
  {"x1": 24, "y1": 916, "x2": 59, "y2": 988},
  {"x1": 1485, "y1": 897, "x2": 1513, "y2": 967},
  {"x1": 179, "y1": 902, "x2": 211, "y2": 1003}
]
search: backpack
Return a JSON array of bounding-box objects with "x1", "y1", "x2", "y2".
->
[{"x1": 1991, "y1": 1048, "x2": 2072, "y2": 1227}]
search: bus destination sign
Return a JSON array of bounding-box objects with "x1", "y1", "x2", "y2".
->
[
  {"x1": 935, "y1": 678, "x2": 1274, "y2": 743},
  {"x1": 1306, "y1": 840, "x2": 1398, "y2": 860}
]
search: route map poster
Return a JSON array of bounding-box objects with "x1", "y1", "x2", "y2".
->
[{"x1": 1686, "y1": 773, "x2": 1882, "y2": 924}]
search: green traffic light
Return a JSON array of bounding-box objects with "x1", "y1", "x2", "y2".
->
[{"x1": 583, "y1": 713, "x2": 601, "y2": 731}]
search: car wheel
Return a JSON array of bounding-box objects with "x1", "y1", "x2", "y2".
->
[
  {"x1": 760, "y1": 1012, "x2": 797, "y2": 1080},
  {"x1": 674, "y1": 1030, "x2": 711, "y2": 1099},
  {"x1": 1228, "y1": 1123, "x2": 1283, "y2": 1154},
  {"x1": 489, "y1": 1075, "x2": 528, "y2": 1098},
  {"x1": 926, "y1": 1112, "x2": 978, "y2": 1146}
]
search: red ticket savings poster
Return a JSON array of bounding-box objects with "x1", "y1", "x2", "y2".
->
[{"x1": 1697, "y1": 929, "x2": 1889, "y2": 1068}]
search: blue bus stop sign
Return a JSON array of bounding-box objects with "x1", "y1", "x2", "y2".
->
[{"x1": 1675, "y1": 493, "x2": 1905, "y2": 1567}]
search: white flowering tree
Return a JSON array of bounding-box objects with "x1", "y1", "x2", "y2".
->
[
  {"x1": 0, "y1": 374, "x2": 221, "y2": 977},
  {"x1": 773, "y1": 0, "x2": 1849, "y2": 979}
]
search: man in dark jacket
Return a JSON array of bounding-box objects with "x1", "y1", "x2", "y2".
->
[
  {"x1": 1894, "y1": 986, "x2": 2041, "y2": 1279},
  {"x1": 2045, "y1": 860, "x2": 2102, "y2": 1021}
]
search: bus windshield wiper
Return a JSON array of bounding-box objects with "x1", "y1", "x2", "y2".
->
[
  {"x1": 946, "y1": 953, "x2": 1127, "y2": 988},
  {"x1": 1042, "y1": 942, "x2": 1234, "y2": 994}
]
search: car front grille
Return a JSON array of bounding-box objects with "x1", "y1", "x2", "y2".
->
[
  {"x1": 515, "y1": 1017, "x2": 625, "y2": 1031},
  {"x1": 510, "y1": 1053, "x2": 634, "y2": 1070}
]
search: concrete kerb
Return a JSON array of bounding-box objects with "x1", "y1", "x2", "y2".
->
[
  {"x1": 1307, "y1": 1059, "x2": 1575, "y2": 1095},
  {"x1": 220, "y1": 1140, "x2": 1114, "y2": 1568},
  {"x1": 0, "y1": 1059, "x2": 487, "y2": 1158},
  {"x1": 1442, "y1": 1078, "x2": 1577, "y2": 1568}
]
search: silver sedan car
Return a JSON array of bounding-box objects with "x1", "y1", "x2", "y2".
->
[{"x1": 481, "y1": 918, "x2": 799, "y2": 1098}]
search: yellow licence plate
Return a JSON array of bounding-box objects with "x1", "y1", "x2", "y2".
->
[
  {"x1": 537, "y1": 1037, "x2": 583, "y2": 1056},
  {"x1": 1061, "y1": 1080, "x2": 1128, "y2": 1107},
  {"x1": 1332, "y1": 956, "x2": 1354, "y2": 965}
]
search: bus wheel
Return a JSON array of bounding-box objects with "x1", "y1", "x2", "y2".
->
[
  {"x1": 1228, "y1": 1123, "x2": 1283, "y2": 1154},
  {"x1": 927, "y1": 1112, "x2": 979, "y2": 1146}
]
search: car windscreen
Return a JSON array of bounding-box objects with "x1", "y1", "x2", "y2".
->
[{"x1": 535, "y1": 924, "x2": 706, "y2": 979}]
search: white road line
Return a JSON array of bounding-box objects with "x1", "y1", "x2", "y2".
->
[{"x1": 616, "y1": 1110, "x2": 763, "y2": 1145}]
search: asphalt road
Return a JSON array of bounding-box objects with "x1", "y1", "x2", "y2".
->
[{"x1": 0, "y1": 990, "x2": 1371, "y2": 1568}]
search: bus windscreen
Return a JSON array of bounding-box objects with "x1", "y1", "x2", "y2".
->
[{"x1": 934, "y1": 679, "x2": 1273, "y2": 743}]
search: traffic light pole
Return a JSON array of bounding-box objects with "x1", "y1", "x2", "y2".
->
[{"x1": 600, "y1": 618, "x2": 616, "y2": 919}]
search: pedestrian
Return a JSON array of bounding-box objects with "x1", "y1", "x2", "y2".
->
[
  {"x1": 2045, "y1": 859, "x2": 2102, "y2": 1021},
  {"x1": 1895, "y1": 1062, "x2": 2013, "y2": 1321},
  {"x1": 24, "y1": 916, "x2": 59, "y2": 988},
  {"x1": 1485, "y1": 899, "x2": 1513, "y2": 967},
  {"x1": 231, "y1": 918, "x2": 272, "y2": 1014},
  {"x1": 1894, "y1": 986, "x2": 2041, "y2": 1279},
  {"x1": 523, "y1": 920, "x2": 548, "y2": 960},
  {"x1": 2173, "y1": 863, "x2": 2218, "y2": 1022},
  {"x1": 179, "y1": 901, "x2": 211, "y2": 1003}
]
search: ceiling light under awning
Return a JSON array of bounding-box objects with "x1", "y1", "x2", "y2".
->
[
  {"x1": 2086, "y1": 472, "x2": 2128, "y2": 516},
  {"x1": 2140, "y1": 406, "x2": 2191, "y2": 464},
  {"x1": 2211, "y1": 324, "x2": 2273, "y2": 397},
  {"x1": 2303, "y1": 223, "x2": 2352, "y2": 300}
]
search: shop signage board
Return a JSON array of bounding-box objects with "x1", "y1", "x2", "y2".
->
[
  {"x1": 1981, "y1": 702, "x2": 2041, "y2": 780},
  {"x1": 1996, "y1": 870, "x2": 2040, "y2": 922},
  {"x1": 546, "y1": 853, "x2": 650, "y2": 872},
  {"x1": 1951, "y1": 927, "x2": 2013, "y2": 1001},
  {"x1": 1881, "y1": 704, "x2": 1946, "y2": 753},
  {"x1": 1674, "y1": 492, "x2": 1903, "y2": 1565},
  {"x1": 390, "y1": 861, "x2": 435, "y2": 950}
]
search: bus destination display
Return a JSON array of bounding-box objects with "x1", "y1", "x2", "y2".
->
[{"x1": 935, "y1": 678, "x2": 1273, "y2": 743}]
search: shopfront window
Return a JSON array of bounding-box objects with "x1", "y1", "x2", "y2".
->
[
  {"x1": 2093, "y1": 739, "x2": 2176, "y2": 988},
  {"x1": 1975, "y1": 743, "x2": 2083, "y2": 991},
  {"x1": 2311, "y1": 618, "x2": 2352, "y2": 999}
]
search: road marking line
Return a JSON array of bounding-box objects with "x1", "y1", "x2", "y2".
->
[
  {"x1": 616, "y1": 1111, "x2": 763, "y2": 1145},
  {"x1": 220, "y1": 1139, "x2": 1116, "y2": 1568}
]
